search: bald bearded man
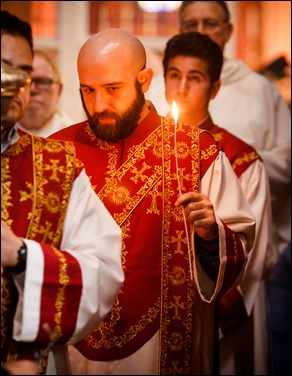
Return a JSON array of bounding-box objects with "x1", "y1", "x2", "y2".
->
[{"x1": 50, "y1": 28, "x2": 256, "y2": 375}]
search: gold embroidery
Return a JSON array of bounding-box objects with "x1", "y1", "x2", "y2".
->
[
  {"x1": 169, "y1": 332, "x2": 183, "y2": 351},
  {"x1": 212, "y1": 132, "x2": 223, "y2": 142},
  {"x1": 85, "y1": 298, "x2": 161, "y2": 349},
  {"x1": 43, "y1": 159, "x2": 66, "y2": 182},
  {"x1": 111, "y1": 186, "x2": 131, "y2": 205},
  {"x1": 171, "y1": 230, "x2": 187, "y2": 255},
  {"x1": 200, "y1": 143, "x2": 218, "y2": 160},
  {"x1": 45, "y1": 192, "x2": 61, "y2": 213},
  {"x1": 170, "y1": 266, "x2": 187, "y2": 285},
  {"x1": 174, "y1": 141, "x2": 189, "y2": 159},
  {"x1": 36, "y1": 221, "x2": 54, "y2": 243},
  {"x1": 51, "y1": 247, "x2": 70, "y2": 342},
  {"x1": 232, "y1": 151, "x2": 259, "y2": 169},
  {"x1": 146, "y1": 180, "x2": 162, "y2": 215},
  {"x1": 168, "y1": 296, "x2": 185, "y2": 320},
  {"x1": 130, "y1": 162, "x2": 152, "y2": 184}
]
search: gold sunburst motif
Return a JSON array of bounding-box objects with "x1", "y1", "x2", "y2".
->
[
  {"x1": 111, "y1": 186, "x2": 130, "y2": 205},
  {"x1": 43, "y1": 140, "x2": 64, "y2": 153},
  {"x1": 170, "y1": 266, "x2": 186, "y2": 285},
  {"x1": 152, "y1": 141, "x2": 162, "y2": 158},
  {"x1": 45, "y1": 192, "x2": 60, "y2": 213},
  {"x1": 175, "y1": 142, "x2": 189, "y2": 159},
  {"x1": 169, "y1": 332, "x2": 183, "y2": 351}
]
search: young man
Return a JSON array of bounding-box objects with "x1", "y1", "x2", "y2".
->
[
  {"x1": 51, "y1": 27, "x2": 256, "y2": 375},
  {"x1": 16, "y1": 48, "x2": 73, "y2": 137},
  {"x1": 1, "y1": 11, "x2": 124, "y2": 374},
  {"x1": 162, "y1": 31, "x2": 273, "y2": 375}
]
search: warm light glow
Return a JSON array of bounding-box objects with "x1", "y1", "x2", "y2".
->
[
  {"x1": 138, "y1": 1, "x2": 182, "y2": 13},
  {"x1": 172, "y1": 100, "x2": 179, "y2": 124}
]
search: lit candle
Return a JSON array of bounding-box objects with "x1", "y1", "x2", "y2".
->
[
  {"x1": 172, "y1": 100, "x2": 179, "y2": 125},
  {"x1": 172, "y1": 100, "x2": 181, "y2": 195},
  {"x1": 172, "y1": 99, "x2": 193, "y2": 280}
]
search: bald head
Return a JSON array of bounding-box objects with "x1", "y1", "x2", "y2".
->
[
  {"x1": 77, "y1": 28, "x2": 153, "y2": 141},
  {"x1": 78, "y1": 28, "x2": 146, "y2": 76}
]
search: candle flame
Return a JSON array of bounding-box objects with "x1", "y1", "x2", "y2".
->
[{"x1": 172, "y1": 100, "x2": 179, "y2": 124}]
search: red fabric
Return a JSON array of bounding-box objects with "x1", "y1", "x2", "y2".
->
[
  {"x1": 1, "y1": 134, "x2": 83, "y2": 365},
  {"x1": 51, "y1": 106, "x2": 247, "y2": 373},
  {"x1": 200, "y1": 116, "x2": 261, "y2": 178}
]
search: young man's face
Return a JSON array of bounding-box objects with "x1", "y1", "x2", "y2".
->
[
  {"x1": 179, "y1": 1, "x2": 233, "y2": 52},
  {"x1": 165, "y1": 55, "x2": 218, "y2": 124}
]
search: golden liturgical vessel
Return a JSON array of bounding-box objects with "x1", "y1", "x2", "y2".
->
[{"x1": 1, "y1": 60, "x2": 31, "y2": 123}]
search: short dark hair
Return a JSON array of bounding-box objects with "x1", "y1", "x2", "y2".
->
[
  {"x1": 179, "y1": 1, "x2": 230, "y2": 23},
  {"x1": 163, "y1": 32, "x2": 223, "y2": 86},
  {"x1": 1, "y1": 10, "x2": 33, "y2": 53}
]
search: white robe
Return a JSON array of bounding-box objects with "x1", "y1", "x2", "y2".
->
[{"x1": 16, "y1": 109, "x2": 74, "y2": 138}]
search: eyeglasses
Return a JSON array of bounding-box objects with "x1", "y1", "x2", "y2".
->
[
  {"x1": 181, "y1": 19, "x2": 228, "y2": 32},
  {"x1": 31, "y1": 77, "x2": 59, "y2": 90}
]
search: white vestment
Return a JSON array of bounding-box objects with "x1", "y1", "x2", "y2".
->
[{"x1": 16, "y1": 110, "x2": 74, "y2": 138}]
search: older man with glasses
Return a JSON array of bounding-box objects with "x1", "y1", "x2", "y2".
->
[{"x1": 16, "y1": 49, "x2": 73, "y2": 137}]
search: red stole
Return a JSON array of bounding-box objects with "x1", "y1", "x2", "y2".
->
[
  {"x1": 75, "y1": 117, "x2": 218, "y2": 374},
  {"x1": 1, "y1": 134, "x2": 81, "y2": 367}
]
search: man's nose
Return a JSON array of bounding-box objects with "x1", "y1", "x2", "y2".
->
[
  {"x1": 195, "y1": 21, "x2": 207, "y2": 34},
  {"x1": 94, "y1": 92, "x2": 109, "y2": 112},
  {"x1": 178, "y1": 77, "x2": 189, "y2": 95}
]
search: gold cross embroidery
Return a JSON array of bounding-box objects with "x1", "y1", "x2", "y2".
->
[
  {"x1": 130, "y1": 161, "x2": 151, "y2": 184},
  {"x1": 146, "y1": 181, "x2": 162, "y2": 215},
  {"x1": 171, "y1": 230, "x2": 187, "y2": 255},
  {"x1": 43, "y1": 159, "x2": 66, "y2": 182},
  {"x1": 36, "y1": 221, "x2": 54, "y2": 243},
  {"x1": 168, "y1": 296, "x2": 186, "y2": 320}
]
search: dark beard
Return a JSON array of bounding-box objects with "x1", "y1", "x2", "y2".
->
[{"x1": 80, "y1": 80, "x2": 145, "y2": 142}]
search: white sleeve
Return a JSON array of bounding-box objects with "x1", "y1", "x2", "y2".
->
[
  {"x1": 194, "y1": 151, "x2": 256, "y2": 302},
  {"x1": 13, "y1": 168, "x2": 124, "y2": 344},
  {"x1": 238, "y1": 160, "x2": 274, "y2": 315}
]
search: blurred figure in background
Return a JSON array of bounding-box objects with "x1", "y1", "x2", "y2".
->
[
  {"x1": 267, "y1": 241, "x2": 291, "y2": 376},
  {"x1": 1, "y1": 360, "x2": 38, "y2": 375},
  {"x1": 16, "y1": 49, "x2": 73, "y2": 137},
  {"x1": 258, "y1": 55, "x2": 291, "y2": 109}
]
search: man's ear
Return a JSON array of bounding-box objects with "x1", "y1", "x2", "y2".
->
[
  {"x1": 210, "y1": 80, "x2": 221, "y2": 99},
  {"x1": 138, "y1": 67, "x2": 153, "y2": 93},
  {"x1": 57, "y1": 82, "x2": 63, "y2": 99},
  {"x1": 224, "y1": 23, "x2": 234, "y2": 44}
]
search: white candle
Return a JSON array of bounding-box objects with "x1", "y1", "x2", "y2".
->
[{"x1": 171, "y1": 100, "x2": 193, "y2": 280}]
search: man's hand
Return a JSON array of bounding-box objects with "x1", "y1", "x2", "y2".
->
[
  {"x1": 1, "y1": 220, "x2": 23, "y2": 268},
  {"x1": 175, "y1": 192, "x2": 219, "y2": 240}
]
